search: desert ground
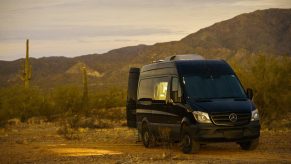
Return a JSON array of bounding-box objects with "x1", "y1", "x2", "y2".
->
[{"x1": 0, "y1": 121, "x2": 290, "y2": 164}]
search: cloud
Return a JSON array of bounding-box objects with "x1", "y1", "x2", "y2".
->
[
  {"x1": 0, "y1": 0, "x2": 291, "y2": 60},
  {"x1": 230, "y1": 0, "x2": 291, "y2": 7},
  {"x1": 0, "y1": 25, "x2": 176, "y2": 41}
]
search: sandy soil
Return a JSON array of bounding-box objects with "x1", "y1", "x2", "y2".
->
[{"x1": 0, "y1": 123, "x2": 290, "y2": 164}]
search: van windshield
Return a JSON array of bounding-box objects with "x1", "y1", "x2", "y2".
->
[{"x1": 183, "y1": 74, "x2": 246, "y2": 100}]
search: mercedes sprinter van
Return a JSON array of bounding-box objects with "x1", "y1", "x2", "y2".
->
[{"x1": 126, "y1": 54, "x2": 260, "y2": 154}]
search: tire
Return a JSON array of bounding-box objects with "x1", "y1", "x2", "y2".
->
[
  {"x1": 181, "y1": 128, "x2": 200, "y2": 154},
  {"x1": 141, "y1": 124, "x2": 156, "y2": 148},
  {"x1": 239, "y1": 138, "x2": 259, "y2": 150}
]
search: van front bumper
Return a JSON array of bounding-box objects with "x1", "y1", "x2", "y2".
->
[{"x1": 188, "y1": 121, "x2": 260, "y2": 143}]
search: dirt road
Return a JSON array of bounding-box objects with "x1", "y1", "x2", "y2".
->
[{"x1": 0, "y1": 123, "x2": 290, "y2": 163}]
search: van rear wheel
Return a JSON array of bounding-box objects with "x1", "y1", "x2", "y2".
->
[
  {"x1": 141, "y1": 124, "x2": 156, "y2": 148},
  {"x1": 181, "y1": 130, "x2": 200, "y2": 154}
]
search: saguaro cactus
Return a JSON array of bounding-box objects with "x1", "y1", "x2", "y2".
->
[
  {"x1": 21, "y1": 39, "x2": 32, "y2": 89},
  {"x1": 82, "y1": 66, "x2": 88, "y2": 107}
]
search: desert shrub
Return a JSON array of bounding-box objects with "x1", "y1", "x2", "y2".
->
[
  {"x1": 229, "y1": 54, "x2": 291, "y2": 127},
  {"x1": 0, "y1": 86, "x2": 44, "y2": 123},
  {"x1": 57, "y1": 111, "x2": 123, "y2": 139},
  {"x1": 91, "y1": 107, "x2": 126, "y2": 120},
  {"x1": 0, "y1": 84, "x2": 126, "y2": 127},
  {"x1": 51, "y1": 85, "x2": 83, "y2": 114},
  {"x1": 89, "y1": 87, "x2": 126, "y2": 110},
  {"x1": 57, "y1": 118, "x2": 78, "y2": 140}
]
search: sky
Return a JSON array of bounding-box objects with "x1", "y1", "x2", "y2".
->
[{"x1": 0, "y1": 0, "x2": 290, "y2": 61}]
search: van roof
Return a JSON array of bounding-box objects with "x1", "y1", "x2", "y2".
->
[{"x1": 141, "y1": 59, "x2": 234, "y2": 75}]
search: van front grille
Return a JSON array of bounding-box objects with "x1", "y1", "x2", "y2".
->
[{"x1": 210, "y1": 112, "x2": 251, "y2": 126}]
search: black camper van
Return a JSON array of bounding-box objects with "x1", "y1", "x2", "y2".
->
[{"x1": 126, "y1": 54, "x2": 260, "y2": 154}]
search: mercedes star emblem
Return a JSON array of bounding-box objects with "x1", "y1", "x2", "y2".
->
[{"x1": 229, "y1": 113, "x2": 237, "y2": 122}]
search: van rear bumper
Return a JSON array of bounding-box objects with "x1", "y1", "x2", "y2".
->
[{"x1": 188, "y1": 121, "x2": 260, "y2": 143}]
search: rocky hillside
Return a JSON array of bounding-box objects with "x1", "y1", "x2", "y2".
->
[{"x1": 181, "y1": 8, "x2": 291, "y2": 55}]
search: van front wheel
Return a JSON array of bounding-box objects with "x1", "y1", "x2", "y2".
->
[
  {"x1": 141, "y1": 124, "x2": 156, "y2": 148},
  {"x1": 181, "y1": 131, "x2": 200, "y2": 154}
]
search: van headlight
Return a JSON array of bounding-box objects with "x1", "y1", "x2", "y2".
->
[
  {"x1": 193, "y1": 111, "x2": 211, "y2": 123},
  {"x1": 251, "y1": 109, "x2": 259, "y2": 121}
]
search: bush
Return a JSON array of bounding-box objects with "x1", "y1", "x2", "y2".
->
[
  {"x1": 0, "y1": 86, "x2": 44, "y2": 123},
  {"x1": 229, "y1": 54, "x2": 291, "y2": 127},
  {"x1": 51, "y1": 85, "x2": 83, "y2": 115},
  {"x1": 0, "y1": 85, "x2": 126, "y2": 126}
]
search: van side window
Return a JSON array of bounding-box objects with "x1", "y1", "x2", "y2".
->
[
  {"x1": 171, "y1": 77, "x2": 182, "y2": 102},
  {"x1": 138, "y1": 77, "x2": 169, "y2": 101},
  {"x1": 138, "y1": 79, "x2": 153, "y2": 100}
]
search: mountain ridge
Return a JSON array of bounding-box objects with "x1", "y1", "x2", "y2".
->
[{"x1": 0, "y1": 8, "x2": 290, "y2": 88}]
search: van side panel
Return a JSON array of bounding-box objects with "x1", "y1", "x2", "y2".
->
[{"x1": 137, "y1": 65, "x2": 180, "y2": 138}]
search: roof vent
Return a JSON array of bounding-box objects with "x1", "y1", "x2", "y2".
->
[{"x1": 165, "y1": 54, "x2": 204, "y2": 61}]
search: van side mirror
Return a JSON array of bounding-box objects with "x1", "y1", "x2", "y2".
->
[{"x1": 246, "y1": 88, "x2": 253, "y2": 100}]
